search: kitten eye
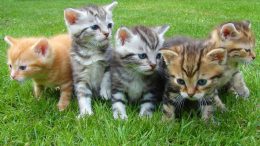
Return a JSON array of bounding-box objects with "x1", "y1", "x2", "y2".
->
[
  {"x1": 244, "y1": 49, "x2": 251, "y2": 52},
  {"x1": 156, "y1": 53, "x2": 161, "y2": 59},
  {"x1": 91, "y1": 25, "x2": 99, "y2": 30},
  {"x1": 107, "y1": 23, "x2": 113, "y2": 29},
  {"x1": 19, "y1": 66, "x2": 27, "y2": 70},
  {"x1": 138, "y1": 53, "x2": 147, "y2": 59},
  {"x1": 9, "y1": 64, "x2": 12, "y2": 69},
  {"x1": 197, "y1": 79, "x2": 207, "y2": 86},
  {"x1": 177, "y1": 79, "x2": 185, "y2": 85}
]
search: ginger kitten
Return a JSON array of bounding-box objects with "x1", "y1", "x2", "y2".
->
[
  {"x1": 5, "y1": 34, "x2": 73, "y2": 111},
  {"x1": 161, "y1": 42, "x2": 227, "y2": 121}
]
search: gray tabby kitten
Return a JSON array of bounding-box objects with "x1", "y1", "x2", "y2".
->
[
  {"x1": 64, "y1": 1, "x2": 117, "y2": 117},
  {"x1": 110, "y1": 25, "x2": 169, "y2": 119}
]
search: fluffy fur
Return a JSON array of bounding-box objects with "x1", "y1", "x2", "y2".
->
[
  {"x1": 64, "y1": 1, "x2": 117, "y2": 117},
  {"x1": 109, "y1": 25, "x2": 169, "y2": 119},
  {"x1": 5, "y1": 34, "x2": 73, "y2": 111},
  {"x1": 161, "y1": 41, "x2": 228, "y2": 121}
]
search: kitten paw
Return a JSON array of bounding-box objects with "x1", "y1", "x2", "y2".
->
[
  {"x1": 237, "y1": 87, "x2": 250, "y2": 99},
  {"x1": 113, "y1": 112, "x2": 128, "y2": 120},
  {"x1": 99, "y1": 88, "x2": 111, "y2": 100},
  {"x1": 77, "y1": 109, "x2": 93, "y2": 119},
  {"x1": 57, "y1": 100, "x2": 70, "y2": 111},
  {"x1": 139, "y1": 111, "x2": 153, "y2": 118}
]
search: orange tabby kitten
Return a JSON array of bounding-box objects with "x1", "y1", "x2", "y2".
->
[{"x1": 5, "y1": 34, "x2": 73, "y2": 111}]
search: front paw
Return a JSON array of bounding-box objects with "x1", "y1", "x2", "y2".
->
[
  {"x1": 57, "y1": 100, "x2": 70, "y2": 111},
  {"x1": 100, "y1": 88, "x2": 111, "y2": 100},
  {"x1": 77, "y1": 108, "x2": 93, "y2": 119},
  {"x1": 139, "y1": 110, "x2": 153, "y2": 118},
  {"x1": 113, "y1": 111, "x2": 128, "y2": 120},
  {"x1": 237, "y1": 87, "x2": 250, "y2": 99}
]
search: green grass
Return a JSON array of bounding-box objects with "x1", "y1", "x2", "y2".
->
[{"x1": 0, "y1": 0, "x2": 259, "y2": 145}]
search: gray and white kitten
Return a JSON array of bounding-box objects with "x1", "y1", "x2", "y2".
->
[
  {"x1": 109, "y1": 25, "x2": 169, "y2": 119},
  {"x1": 64, "y1": 1, "x2": 117, "y2": 117}
]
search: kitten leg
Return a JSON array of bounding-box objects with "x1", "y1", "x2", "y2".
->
[
  {"x1": 213, "y1": 90, "x2": 227, "y2": 112},
  {"x1": 99, "y1": 71, "x2": 111, "y2": 100},
  {"x1": 57, "y1": 82, "x2": 72, "y2": 111},
  {"x1": 139, "y1": 93, "x2": 156, "y2": 117},
  {"x1": 75, "y1": 82, "x2": 93, "y2": 118},
  {"x1": 33, "y1": 82, "x2": 43, "y2": 100},
  {"x1": 200, "y1": 104, "x2": 214, "y2": 122},
  {"x1": 162, "y1": 93, "x2": 178, "y2": 121},
  {"x1": 231, "y1": 71, "x2": 250, "y2": 99},
  {"x1": 112, "y1": 92, "x2": 127, "y2": 120}
]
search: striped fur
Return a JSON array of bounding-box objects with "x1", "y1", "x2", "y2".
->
[
  {"x1": 161, "y1": 42, "x2": 227, "y2": 121},
  {"x1": 110, "y1": 25, "x2": 169, "y2": 119},
  {"x1": 64, "y1": 2, "x2": 117, "y2": 117},
  {"x1": 208, "y1": 20, "x2": 256, "y2": 99}
]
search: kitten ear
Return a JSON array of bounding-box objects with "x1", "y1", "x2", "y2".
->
[
  {"x1": 242, "y1": 20, "x2": 251, "y2": 29},
  {"x1": 220, "y1": 23, "x2": 239, "y2": 40},
  {"x1": 33, "y1": 38, "x2": 50, "y2": 57},
  {"x1": 4, "y1": 36, "x2": 17, "y2": 46},
  {"x1": 103, "y1": 1, "x2": 118, "y2": 12},
  {"x1": 116, "y1": 27, "x2": 134, "y2": 46},
  {"x1": 160, "y1": 49, "x2": 179, "y2": 65},
  {"x1": 64, "y1": 8, "x2": 82, "y2": 25},
  {"x1": 206, "y1": 48, "x2": 227, "y2": 64},
  {"x1": 152, "y1": 25, "x2": 170, "y2": 36}
]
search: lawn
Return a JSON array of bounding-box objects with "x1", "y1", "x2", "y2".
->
[{"x1": 0, "y1": 0, "x2": 259, "y2": 145}]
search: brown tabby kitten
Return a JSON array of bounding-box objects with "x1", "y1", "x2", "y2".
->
[
  {"x1": 208, "y1": 20, "x2": 256, "y2": 109},
  {"x1": 161, "y1": 42, "x2": 227, "y2": 121},
  {"x1": 5, "y1": 34, "x2": 73, "y2": 111}
]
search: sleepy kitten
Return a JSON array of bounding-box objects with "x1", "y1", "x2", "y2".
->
[
  {"x1": 64, "y1": 1, "x2": 117, "y2": 117},
  {"x1": 110, "y1": 25, "x2": 169, "y2": 119},
  {"x1": 208, "y1": 20, "x2": 256, "y2": 98},
  {"x1": 161, "y1": 42, "x2": 227, "y2": 121},
  {"x1": 5, "y1": 34, "x2": 73, "y2": 111}
]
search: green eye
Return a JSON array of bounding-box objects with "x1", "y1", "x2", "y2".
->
[
  {"x1": 197, "y1": 79, "x2": 207, "y2": 86},
  {"x1": 177, "y1": 79, "x2": 185, "y2": 85}
]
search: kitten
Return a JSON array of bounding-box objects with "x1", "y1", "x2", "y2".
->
[
  {"x1": 5, "y1": 34, "x2": 73, "y2": 111},
  {"x1": 64, "y1": 1, "x2": 117, "y2": 117},
  {"x1": 161, "y1": 42, "x2": 227, "y2": 121},
  {"x1": 110, "y1": 25, "x2": 169, "y2": 119},
  {"x1": 208, "y1": 20, "x2": 256, "y2": 98}
]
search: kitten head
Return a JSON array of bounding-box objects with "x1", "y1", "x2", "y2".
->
[
  {"x1": 161, "y1": 42, "x2": 227, "y2": 100},
  {"x1": 5, "y1": 36, "x2": 53, "y2": 82},
  {"x1": 64, "y1": 1, "x2": 117, "y2": 47},
  {"x1": 210, "y1": 20, "x2": 256, "y2": 63},
  {"x1": 115, "y1": 25, "x2": 169, "y2": 75}
]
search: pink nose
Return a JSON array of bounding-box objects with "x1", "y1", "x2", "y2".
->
[{"x1": 150, "y1": 64, "x2": 156, "y2": 70}]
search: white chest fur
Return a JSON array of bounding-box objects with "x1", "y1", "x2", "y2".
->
[{"x1": 126, "y1": 76, "x2": 145, "y2": 100}]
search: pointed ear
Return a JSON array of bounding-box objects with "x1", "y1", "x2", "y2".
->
[
  {"x1": 4, "y1": 36, "x2": 17, "y2": 46},
  {"x1": 160, "y1": 49, "x2": 179, "y2": 65},
  {"x1": 152, "y1": 25, "x2": 170, "y2": 36},
  {"x1": 116, "y1": 27, "x2": 134, "y2": 46},
  {"x1": 103, "y1": 1, "x2": 118, "y2": 12},
  {"x1": 64, "y1": 8, "x2": 82, "y2": 25},
  {"x1": 33, "y1": 38, "x2": 50, "y2": 57},
  {"x1": 242, "y1": 20, "x2": 251, "y2": 29},
  {"x1": 206, "y1": 48, "x2": 227, "y2": 64},
  {"x1": 220, "y1": 23, "x2": 239, "y2": 40}
]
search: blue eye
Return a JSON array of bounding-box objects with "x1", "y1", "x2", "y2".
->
[
  {"x1": 19, "y1": 66, "x2": 27, "y2": 70},
  {"x1": 91, "y1": 25, "x2": 99, "y2": 30},
  {"x1": 138, "y1": 53, "x2": 147, "y2": 59},
  {"x1": 177, "y1": 79, "x2": 185, "y2": 85},
  {"x1": 156, "y1": 53, "x2": 161, "y2": 59},
  {"x1": 108, "y1": 23, "x2": 112, "y2": 28},
  {"x1": 197, "y1": 79, "x2": 207, "y2": 86}
]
